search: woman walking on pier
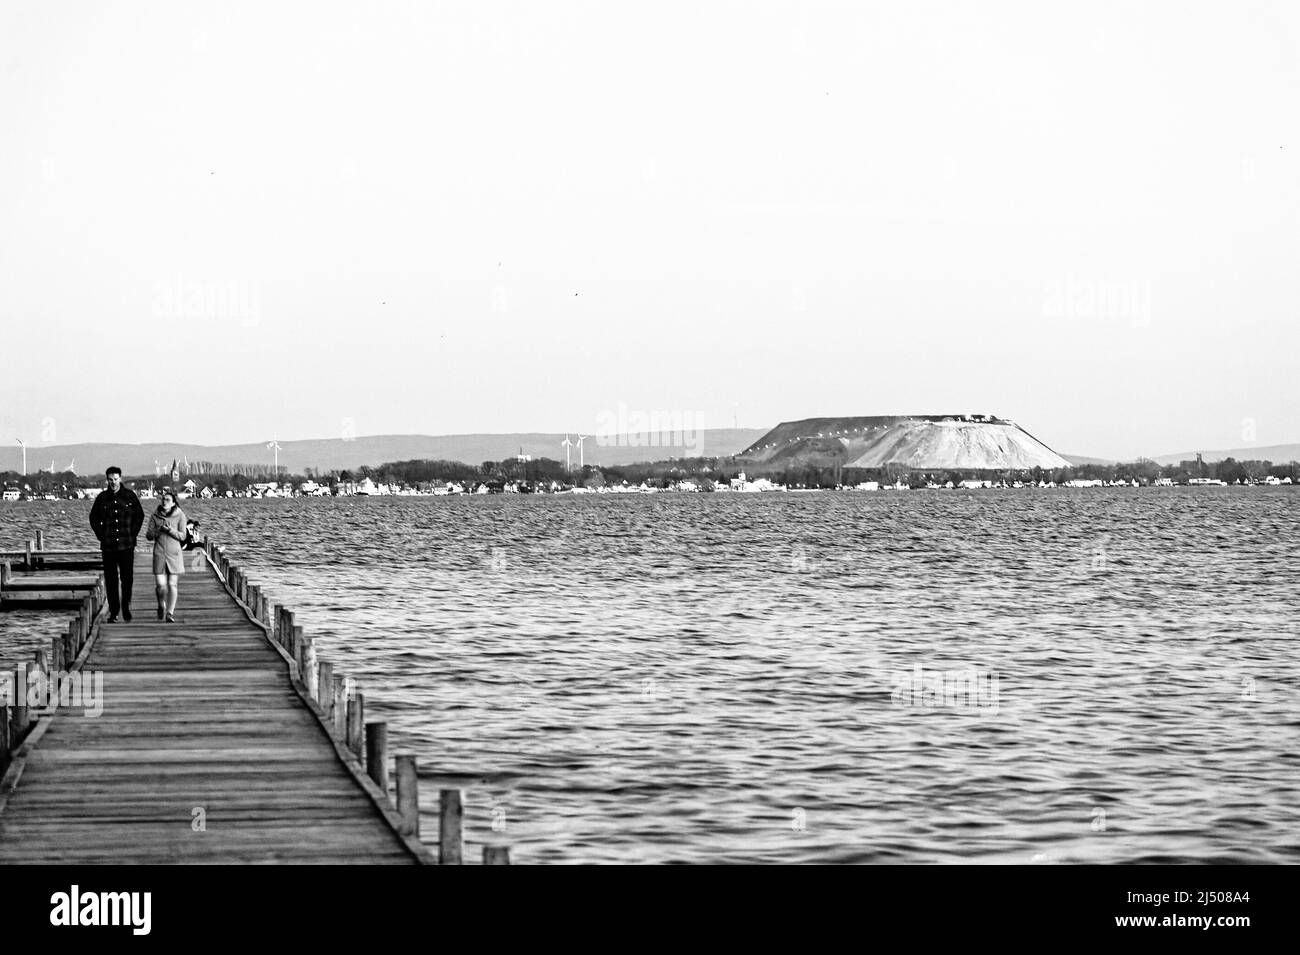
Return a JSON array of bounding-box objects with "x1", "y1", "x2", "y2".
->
[{"x1": 146, "y1": 489, "x2": 188, "y2": 622}]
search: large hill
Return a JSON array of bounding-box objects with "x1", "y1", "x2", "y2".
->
[
  {"x1": 739, "y1": 415, "x2": 1071, "y2": 471},
  {"x1": 7, "y1": 429, "x2": 769, "y2": 477}
]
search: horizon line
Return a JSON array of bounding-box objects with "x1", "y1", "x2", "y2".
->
[{"x1": 10, "y1": 430, "x2": 1300, "y2": 465}]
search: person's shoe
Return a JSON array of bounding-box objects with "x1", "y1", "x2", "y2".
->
[
  {"x1": 107, "y1": 614, "x2": 118, "y2": 624},
  {"x1": 122, "y1": 608, "x2": 132, "y2": 622},
  {"x1": 165, "y1": 613, "x2": 176, "y2": 623}
]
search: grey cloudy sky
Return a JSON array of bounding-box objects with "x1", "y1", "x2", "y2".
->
[{"x1": 1, "y1": 1, "x2": 1296, "y2": 461}]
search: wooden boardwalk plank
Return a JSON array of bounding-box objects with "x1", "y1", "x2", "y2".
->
[{"x1": 0, "y1": 547, "x2": 427, "y2": 864}]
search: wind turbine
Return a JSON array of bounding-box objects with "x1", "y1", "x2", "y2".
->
[
  {"x1": 67, "y1": 459, "x2": 75, "y2": 474},
  {"x1": 267, "y1": 439, "x2": 282, "y2": 477},
  {"x1": 576, "y1": 434, "x2": 586, "y2": 468},
  {"x1": 15, "y1": 438, "x2": 25, "y2": 475},
  {"x1": 561, "y1": 434, "x2": 573, "y2": 470}
]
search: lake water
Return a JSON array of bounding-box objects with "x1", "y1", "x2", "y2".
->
[{"x1": 3, "y1": 489, "x2": 1298, "y2": 863}]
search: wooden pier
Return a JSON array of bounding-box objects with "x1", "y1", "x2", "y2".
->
[{"x1": 0, "y1": 533, "x2": 507, "y2": 864}]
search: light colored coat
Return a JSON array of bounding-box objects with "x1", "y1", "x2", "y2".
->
[{"x1": 146, "y1": 505, "x2": 188, "y2": 575}]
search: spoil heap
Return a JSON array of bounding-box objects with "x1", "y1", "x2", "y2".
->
[{"x1": 738, "y1": 415, "x2": 1070, "y2": 471}]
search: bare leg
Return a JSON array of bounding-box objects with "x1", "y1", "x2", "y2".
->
[
  {"x1": 166, "y1": 576, "x2": 180, "y2": 618},
  {"x1": 154, "y1": 574, "x2": 168, "y2": 619}
]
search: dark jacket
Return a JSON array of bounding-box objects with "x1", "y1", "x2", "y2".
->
[{"x1": 90, "y1": 487, "x2": 145, "y2": 551}]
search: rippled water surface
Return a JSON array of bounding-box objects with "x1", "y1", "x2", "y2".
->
[{"x1": 3, "y1": 490, "x2": 1299, "y2": 863}]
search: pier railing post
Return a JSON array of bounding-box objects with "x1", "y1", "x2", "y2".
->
[
  {"x1": 365, "y1": 722, "x2": 389, "y2": 791},
  {"x1": 300, "y1": 632, "x2": 317, "y2": 700},
  {"x1": 29, "y1": 657, "x2": 45, "y2": 711},
  {"x1": 332, "y1": 676, "x2": 347, "y2": 739},
  {"x1": 0, "y1": 559, "x2": 10, "y2": 588},
  {"x1": 13, "y1": 663, "x2": 32, "y2": 741},
  {"x1": 346, "y1": 691, "x2": 365, "y2": 758},
  {"x1": 25, "y1": 539, "x2": 33, "y2": 571},
  {"x1": 395, "y1": 755, "x2": 419, "y2": 837},
  {"x1": 439, "y1": 790, "x2": 463, "y2": 865},
  {"x1": 318, "y1": 661, "x2": 334, "y2": 718},
  {"x1": 483, "y1": 846, "x2": 511, "y2": 865}
]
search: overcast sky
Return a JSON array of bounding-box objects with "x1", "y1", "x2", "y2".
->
[{"x1": 1, "y1": 1, "x2": 1296, "y2": 461}]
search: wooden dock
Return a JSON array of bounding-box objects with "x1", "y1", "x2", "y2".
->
[
  {"x1": 0, "y1": 570, "x2": 102, "y2": 610},
  {"x1": 0, "y1": 535, "x2": 503, "y2": 864}
]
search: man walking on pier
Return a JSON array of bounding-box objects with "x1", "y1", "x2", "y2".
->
[{"x1": 89, "y1": 466, "x2": 144, "y2": 623}]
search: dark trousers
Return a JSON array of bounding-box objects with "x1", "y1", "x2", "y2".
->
[{"x1": 102, "y1": 548, "x2": 135, "y2": 616}]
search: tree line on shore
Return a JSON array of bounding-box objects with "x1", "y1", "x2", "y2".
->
[{"x1": 3, "y1": 453, "x2": 1297, "y2": 496}]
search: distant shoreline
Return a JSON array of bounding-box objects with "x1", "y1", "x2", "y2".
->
[
  {"x1": 4, "y1": 447, "x2": 1297, "y2": 501},
  {"x1": 2, "y1": 479, "x2": 1294, "y2": 503}
]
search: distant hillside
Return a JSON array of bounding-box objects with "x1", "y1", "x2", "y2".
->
[
  {"x1": 9, "y1": 429, "x2": 769, "y2": 477},
  {"x1": 739, "y1": 415, "x2": 1071, "y2": 471},
  {"x1": 1063, "y1": 454, "x2": 1116, "y2": 466},
  {"x1": 1150, "y1": 443, "x2": 1300, "y2": 466}
]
